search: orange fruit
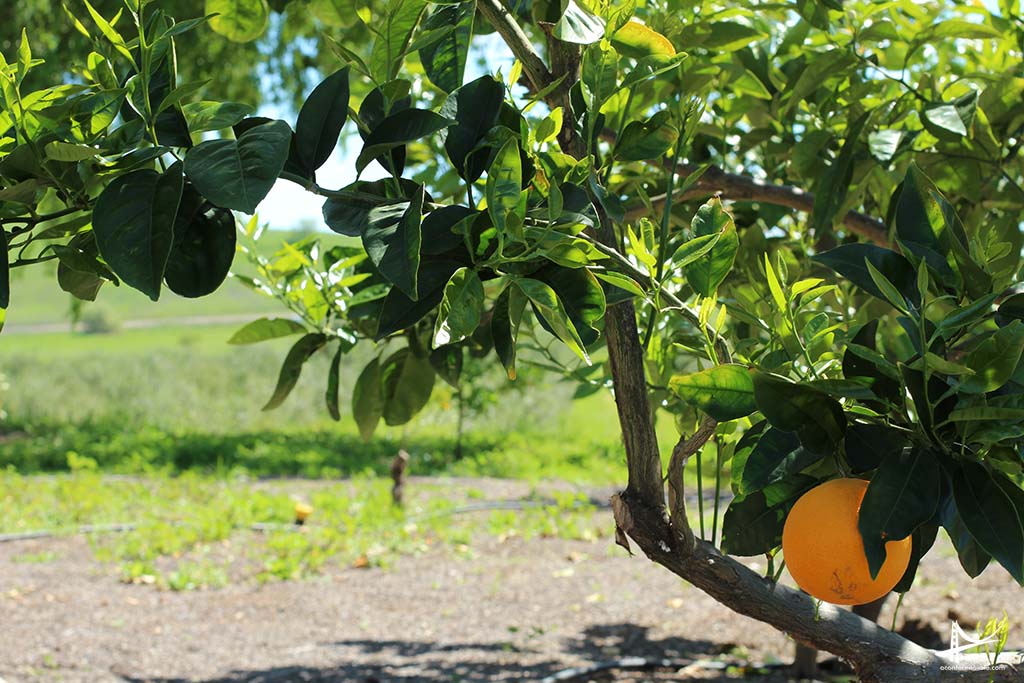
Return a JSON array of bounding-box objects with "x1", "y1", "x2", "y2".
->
[{"x1": 782, "y1": 478, "x2": 912, "y2": 605}]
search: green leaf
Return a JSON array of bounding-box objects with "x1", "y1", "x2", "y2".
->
[
  {"x1": 739, "y1": 427, "x2": 821, "y2": 494},
  {"x1": 419, "y1": 2, "x2": 474, "y2": 93},
  {"x1": 844, "y1": 422, "x2": 908, "y2": 474},
  {"x1": 491, "y1": 283, "x2": 528, "y2": 380},
  {"x1": 81, "y1": 0, "x2": 136, "y2": 66},
  {"x1": 581, "y1": 43, "x2": 619, "y2": 111},
  {"x1": 960, "y1": 320, "x2": 1024, "y2": 394},
  {"x1": 375, "y1": 258, "x2": 461, "y2": 339},
  {"x1": 858, "y1": 448, "x2": 942, "y2": 578},
  {"x1": 609, "y1": 19, "x2": 676, "y2": 59},
  {"x1": 946, "y1": 407, "x2": 1024, "y2": 422},
  {"x1": 381, "y1": 347, "x2": 436, "y2": 425},
  {"x1": 92, "y1": 164, "x2": 184, "y2": 301},
  {"x1": 429, "y1": 344, "x2": 463, "y2": 388},
  {"x1": 44, "y1": 141, "x2": 99, "y2": 162},
  {"x1": 184, "y1": 119, "x2": 291, "y2": 214},
  {"x1": 433, "y1": 267, "x2": 484, "y2": 346},
  {"x1": 940, "y1": 496, "x2": 992, "y2": 578},
  {"x1": 516, "y1": 277, "x2": 590, "y2": 363},
  {"x1": 206, "y1": 0, "x2": 269, "y2": 42},
  {"x1": 613, "y1": 110, "x2": 678, "y2": 162},
  {"x1": 486, "y1": 138, "x2": 523, "y2": 244},
  {"x1": 685, "y1": 198, "x2": 738, "y2": 296},
  {"x1": 864, "y1": 258, "x2": 910, "y2": 313},
  {"x1": 812, "y1": 244, "x2": 917, "y2": 306},
  {"x1": 440, "y1": 76, "x2": 505, "y2": 183},
  {"x1": 164, "y1": 185, "x2": 236, "y2": 298},
  {"x1": 294, "y1": 67, "x2": 350, "y2": 174},
  {"x1": 370, "y1": 0, "x2": 429, "y2": 82},
  {"x1": 553, "y1": 0, "x2": 605, "y2": 44},
  {"x1": 356, "y1": 109, "x2": 452, "y2": 173},
  {"x1": 0, "y1": 228, "x2": 8, "y2": 310},
  {"x1": 228, "y1": 317, "x2": 308, "y2": 345},
  {"x1": 262, "y1": 333, "x2": 327, "y2": 410},
  {"x1": 536, "y1": 265, "x2": 606, "y2": 347},
  {"x1": 352, "y1": 358, "x2": 385, "y2": 441},
  {"x1": 363, "y1": 185, "x2": 423, "y2": 300},
  {"x1": 182, "y1": 101, "x2": 255, "y2": 133},
  {"x1": 922, "y1": 91, "x2": 977, "y2": 140},
  {"x1": 931, "y1": 19, "x2": 1001, "y2": 39},
  {"x1": 752, "y1": 371, "x2": 846, "y2": 454},
  {"x1": 721, "y1": 475, "x2": 817, "y2": 556},
  {"x1": 668, "y1": 364, "x2": 756, "y2": 422},
  {"x1": 326, "y1": 344, "x2": 343, "y2": 421},
  {"x1": 811, "y1": 112, "x2": 867, "y2": 233},
  {"x1": 952, "y1": 461, "x2": 1024, "y2": 584}
]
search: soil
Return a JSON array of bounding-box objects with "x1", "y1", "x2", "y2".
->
[{"x1": 1, "y1": 477, "x2": 1022, "y2": 683}]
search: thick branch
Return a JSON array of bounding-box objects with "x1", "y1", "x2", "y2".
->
[
  {"x1": 611, "y1": 493, "x2": 1021, "y2": 683},
  {"x1": 475, "y1": 0, "x2": 553, "y2": 95}
]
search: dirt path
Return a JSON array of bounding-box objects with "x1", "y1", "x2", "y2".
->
[{"x1": 1, "y1": 481, "x2": 1022, "y2": 683}]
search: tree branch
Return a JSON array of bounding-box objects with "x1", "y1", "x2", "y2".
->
[
  {"x1": 475, "y1": 0, "x2": 554, "y2": 95},
  {"x1": 600, "y1": 130, "x2": 890, "y2": 246}
]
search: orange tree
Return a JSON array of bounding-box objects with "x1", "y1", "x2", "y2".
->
[{"x1": 2, "y1": 1, "x2": 1024, "y2": 680}]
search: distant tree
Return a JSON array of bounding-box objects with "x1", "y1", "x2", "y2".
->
[{"x1": 2, "y1": 1, "x2": 1024, "y2": 681}]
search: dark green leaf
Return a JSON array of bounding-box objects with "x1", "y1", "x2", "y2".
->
[
  {"x1": 353, "y1": 358, "x2": 385, "y2": 441},
  {"x1": 326, "y1": 343, "x2": 343, "y2": 421},
  {"x1": 893, "y1": 521, "x2": 939, "y2": 593},
  {"x1": 419, "y1": 2, "x2": 474, "y2": 93},
  {"x1": 440, "y1": 76, "x2": 505, "y2": 182},
  {"x1": 721, "y1": 475, "x2": 817, "y2": 556},
  {"x1": 752, "y1": 371, "x2": 846, "y2": 454},
  {"x1": 858, "y1": 448, "x2": 941, "y2": 578},
  {"x1": 813, "y1": 243, "x2": 918, "y2": 305},
  {"x1": 294, "y1": 67, "x2": 350, "y2": 174},
  {"x1": 356, "y1": 109, "x2": 452, "y2": 173},
  {"x1": 940, "y1": 496, "x2": 992, "y2": 578},
  {"x1": 429, "y1": 345, "x2": 463, "y2": 388},
  {"x1": 844, "y1": 422, "x2": 907, "y2": 474},
  {"x1": 740, "y1": 427, "x2": 821, "y2": 493},
  {"x1": 668, "y1": 364, "x2": 756, "y2": 422},
  {"x1": 0, "y1": 228, "x2": 8, "y2": 309},
  {"x1": 164, "y1": 185, "x2": 236, "y2": 298},
  {"x1": 486, "y1": 138, "x2": 523, "y2": 242},
  {"x1": 184, "y1": 119, "x2": 291, "y2": 214},
  {"x1": 262, "y1": 333, "x2": 327, "y2": 411},
  {"x1": 952, "y1": 461, "x2": 1024, "y2": 583},
  {"x1": 381, "y1": 347, "x2": 436, "y2": 425},
  {"x1": 363, "y1": 184, "x2": 423, "y2": 300},
  {"x1": 182, "y1": 101, "x2": 255, "y2": 133},
  {"x1": 536, "y1": 265, "x2": 606, "y2": 347},
  {"x1": 811, "y1": 113, "x2": 867, "y2": 233},
  {"x1": 516, "y1": 277, "x2": 590, "y2": 363},
  {"x1": 376, "y1": 258, "x2": 462, "y2": 339},
  {"x1": 229, "y1": 317, "x2": 307, "y2": 344},
  {"x1": 92, "y1": 164, "x2": 184, "y2": 301}
]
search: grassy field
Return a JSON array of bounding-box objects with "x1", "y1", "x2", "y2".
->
[{"x1": 0, "y1": 227, "x2": 720, "y2": 592}]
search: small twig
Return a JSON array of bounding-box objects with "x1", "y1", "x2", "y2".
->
[{"x1": 666, "y1": 415, "x2": 717, "y2": 547}]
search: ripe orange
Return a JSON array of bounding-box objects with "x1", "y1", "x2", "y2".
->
[{"x1": 782, "y1": 478, "x2": 912, "y2": 606}]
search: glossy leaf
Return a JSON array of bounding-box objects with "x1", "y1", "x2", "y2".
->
[
  {"x1": 952, "y1": 461, "x2": 1024, "y2": 584},
  {"x1": 960, "y1": 320, "x2": 1024, "y2": 394},
  {"x1": 739, "y1": 427, "x2": 821, "y2": 494},
  {"x1": 486, "y1": 138, "x2": 523, "y2": 243},
  {"x1": 369, "y1": 0, "x2": 429, "y2": 82},
  {"x1": 419, "y1": 2, "x2": 473, "y2": 93},
  {"x1": 685, "y1": 198, "x2": 738, "y2": 296},
  {"x1": 362, "y1": 185, "x2": 423, "y2": 300},
  {"x1": 184, "y1": 119, "x2": 291, "y2": 214},
  {"x1": 516, "y1": 277, "x2": 590, "y2": 363},
  {"x1": 491, "y1": 284, "x2": 527, "y2": 380},
  {"x1": 609, "y1": 19, "x2": 675, "y2": 58},
  {"x1": 858, "y1": 448, "x2": 942, "y2": 578},
  {"x1": 440, "y1": 76, "x2": 504, "y2": 182},
  {"x1": 92, "y1": 164, "x2": 184, "y2": 301},
  {"x1": 294, "y1": 67, "x2": 350, "y2": 174},
  {"x1": 553, "y1": 0, "x2": 605, "y2": 45},
  {"x1": 668, "y1": 364, "x2": 756, "y2": 422},
  {"x1": 326, "y1": 344, "x2": 343, "y2": 421},
  {"x1": 433, "y1": 267, "x2": 484, "y2": 347},
  {"x1": 721, "y1": 475, "x2": 817, "y2": 556},
  {"x1": 813, "y1": 243, "x2": 917, "y2": 305},
  {"x1": 164, "y1": 186, "x2": 236, "y2": 298},
  {"x1": 752, "y1": 371, "x2": 846, "y2": 454},
  {"x1": 262, "y1": 333, "x2": 327, "y2": 410},
  {"x1": 355, "y1": 109, "x2": 451, "y2": 173},
  {"x1": 613, "y1": 110, "x2": 678, "y2": 162}
]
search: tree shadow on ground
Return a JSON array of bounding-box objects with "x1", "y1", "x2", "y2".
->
[{"x1": 119, "y1": 622, "x2": 721, "y2": 682}]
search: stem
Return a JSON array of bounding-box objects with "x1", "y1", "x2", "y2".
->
[
  {"x1": 710, "y1": 434, "x2": 722, "y2": 547},
  {"x1": 695, "y1": 447, "x2": 705, "y2": 539}
]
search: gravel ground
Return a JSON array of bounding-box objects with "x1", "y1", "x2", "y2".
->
[{"x1": 1, "y1": 479, "x2": 1021, "y2": 683}]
